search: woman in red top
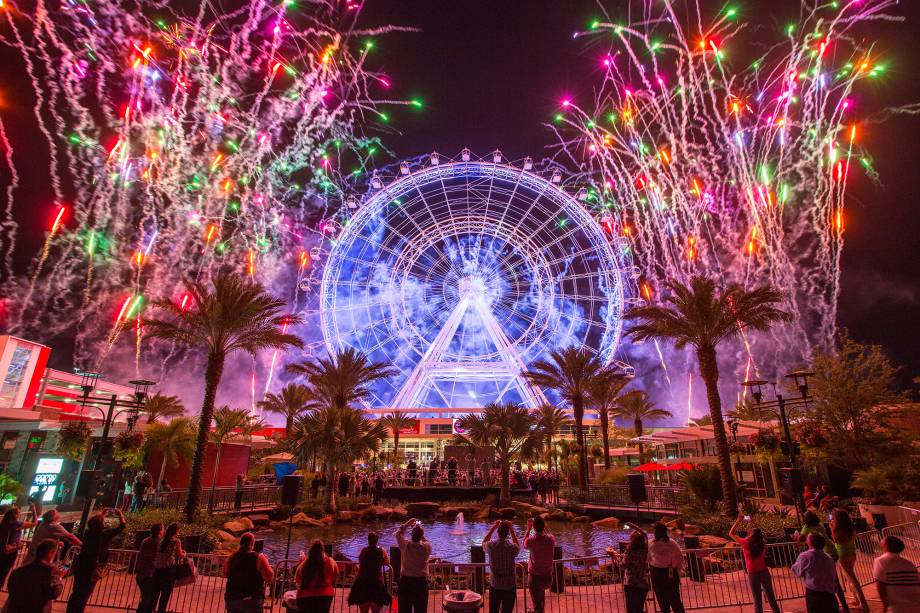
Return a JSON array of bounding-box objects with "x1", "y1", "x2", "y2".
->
[
  {"x1": 295, "y1": 539, "x2": 339, "y2": 613},
  {"x1": 729, "y1": 515, "x2": 780, "y2": 613}
]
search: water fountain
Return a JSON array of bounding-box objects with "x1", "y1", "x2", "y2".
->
[{"x1": 450, "y1": 512, "x2": 469, "y2": 535}]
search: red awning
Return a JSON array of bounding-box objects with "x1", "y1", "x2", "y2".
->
[
  {"x1": 664, "y1": 461, "x2": 694, "y2": 471},
  {"x1": 634, "y1": 462, "x2": 668, "y2": 472}
]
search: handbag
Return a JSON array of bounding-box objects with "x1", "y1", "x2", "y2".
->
[{"x1": 173, "y1": 557, "x2": 197, "y2": 587}]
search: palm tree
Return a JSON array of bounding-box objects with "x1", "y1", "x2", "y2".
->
[
  {"x1": 286, "y1": 346, "x2": 395, "y2": 412},
  {"x1": 144, "y1": 273, "x2": 303, "y2": 522},
  {"x1": 626, "y1": 276, "x2": 791, "y2": 515},
  {"x1": 143, "y1": 417, "x2": 197, "y2": 489},
  {"x1": 290, "y1": 405, "x2": 387, "y2": 513},
  {"x1": 453, "y1": 402, "x2": 542, "y2": 507},
  {"x1": 525, "y1": 347, "x2": 622, "y2": 491},
  {"x1": 207, "y1": 407, "x2": 265, "y2": 510},
  {"x1": 378, "y1": 411, "x2": 418, "y2": 468},
  {"x1": 534, "y1": 404, "x2": 572, "y2": 469},
  {"x1": 143, "y1": 393, "x2": 185, "y2": 423},
  {"x1": 588, "y1": 377, "x2": 630, "y2": 469},
  {"x1": 258, "y1": 383, "x2": 312, "y2": 437},
  {"x1": 614, "y1": 390, "x2": 672, "y2": 461}
]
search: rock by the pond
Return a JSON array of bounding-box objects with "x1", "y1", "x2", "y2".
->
[
  {"x1": 335, "y1": 510, "x2": 357, "y2": 522},
  {"x1": 390, "y1": 506, "x2": 408, "y2": 519},
  {"x1": 698, "y1": 535, "x2": 730, "y2": 548},
  {"x1": 572, "y1": 515, "x2": 592, "y2": 523},
  {"x1": 222, "y1": 517, "x2": 254, "y2": 534},
  {"x1": 249, "y1": 514, "x2": 270, "y2": 527},
  {"x1": 290, "y1": 512, "x2": 324, "y2": 527},
  {"x1": 498, "y1": 507, "x2": 517, "y2": 519},
  {"x1": 216, "y1": 530, "x2": 237, "y2": 543},
  {"x1": 683, "y1": 524, "x2": 701, "y2": 535},
  {"x1": 406, "y1": 502, "x2": 441, "y2": 518},
  {"x1": 511, "y1": 501, "x2": 549, "y2": 517},
  {"x1": 591, "y1": 516, "x2": 621, "y2": 529},
  {"x1": 474, "y1": 505, "x2": 492, "y2": 521}
]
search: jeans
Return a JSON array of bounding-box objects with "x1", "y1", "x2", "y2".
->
[
  {"x1": 624, "y1": 585, "x2": 649, "y2": 613},
  {"x1": 149, "y1": 567, "x2": 176, "y2": 613},
  {"x1": 488, "y1": 586, "x2": 516, "y2": 613},
  {"x1": 226, "y1": 597, "x2": 264, "y2": 613},
  {"x1": 0, "y1": 551, "x2": 17, "y2": 590},
  {"x1": 650, "y1": 566, "x2": 685, "y2": 613},
  {"x1": 136, "y1": 575, "x2": 158, "y2": 613},
  {"x1": 804, "y1": 588, "x2": 840, "y2": 613},
  {"x1": 748, "y1": 569, "x2": 780, "y2": 613},
  {"x1": 527, "y1": 574, "x2": 552, "y2": 613},
  {"x1": 66, "y1": 569, "x2": 98, "y2": 613},
  {"x1": 397, "y1": 575, "x2": 429, "y2": 613},
  {"x1": 297, "y1": 595, "x2": 333, "y2": 613}
]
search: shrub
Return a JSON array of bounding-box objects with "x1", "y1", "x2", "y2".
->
[
  {"x1": 116, "y1": 508, "x2": 229, "y2": 553},
  {"x1": 0, "y1": 474, "x2": 21, "y2": 504},
  {"x1": 680, "y1": 465, "x2": 723, "y2": 511},
  {"x1": 595, "y1": 467, "x2": 631, "y2": 485}
]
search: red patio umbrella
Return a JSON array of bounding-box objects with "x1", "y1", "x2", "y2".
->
[
  {"x1": 634, "y1": 462, "x2": 668, "y2": 472},
  {"x1": 664, "y1": 461, "x2": 694, "y2": 471}
]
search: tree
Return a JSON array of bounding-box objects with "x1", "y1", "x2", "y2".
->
[
  {"x1": 588, "y1": 377, "x2": 630, "y2": 469},
  {"x1": 207, "y1": 407, "x2": 264, "y2": 510},
  {"x1": 286, "y1": 348, "x2": 394, "y2": 512},
  {"x1": 614, "y1": 390, "x2": 672, "y2": 461},
  {"x1": 453, "y1": 402, "x2": 542, "y2": 507},
  {"x1": 143, "y1": 417, "x2": 197, "y2": 489},
  {"x1": 378, "y1": 411, "x2": 418, "y2": 468},
  {"x1": 804, "y1": 332, "x2": 907, "y2": 470},
  {"x1": 143, "y1": 393, "x2": 185, "y2": 423},
  {"x1": 525, "y1": 347, "x2": 622, "y2": 492},
  {"x1": 258, "y1": 383, "x2": 312, "y2": 437},
  {"x1": 535, "y1": 404, "x2": 572, "y2": 469},
  {"x1": 290, "y1": 405, "x2": 387, "y2": 512},
  {"x1": 144, "y1": 273, "x2": 303, "y2": 522},
  {"x1": 626, "y1": 276, "x2": 791, "y2": 516}
]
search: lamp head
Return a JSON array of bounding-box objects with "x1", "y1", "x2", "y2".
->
[
  {"x1": 785, "y1": 369, "x2": 814, "y2": 399},
  {"x1": 129, "y1": 379, "x2": 156, "y2": 404},
  {"x1": 742, "y1": 379, "x2": 768, "y2": 405}
]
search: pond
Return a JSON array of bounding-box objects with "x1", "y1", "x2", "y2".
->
[{"x1": 256, "y1": 516, "x2": 638, "y2": 564}]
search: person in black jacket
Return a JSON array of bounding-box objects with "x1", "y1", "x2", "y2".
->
[
  {"x1": 3, "y1": 539, "x2": 63, "y2": 613},
  {"x1": 66, "y1": 508, "x2": 125, "y2": 613}
]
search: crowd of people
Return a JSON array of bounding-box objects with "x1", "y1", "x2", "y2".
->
[
  {"x1": 1, "y1": 498, "x2": 919, "y2": 613},
  {"x1": 307, "y1": 461, "x2": 565, "y2": 506}
]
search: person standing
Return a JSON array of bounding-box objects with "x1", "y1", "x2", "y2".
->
[
  {"x1": 372, "y1": 473, "x2": 384, "y2": 505},
  {"x1": 615, "y1": 527, "x2": 650, "y2": 613},
  {"x1": 396, "y1": 519, "x2": 432, "y2": 613},
  {"x1": 348, "y1": 532, "x2": 391, "y2": 613},
  {"x1": 148, "y1": 522, "x2": 184, "y2": 613},
  {"x1": 523, "y1": 516, "x2": 555, "y2": 613},
  {"x1": 224, "y1": 532, "x2": 274, "y2": 613},
  {"x1": 729, "y1": 516, "x2": 780, "y2": 613},
  {"x1": 648, "y1": 522, "x2": 685, "y2": 613},
  {"x1": 132, "y1": 471, "x2": 152, "y2": 512},
  {"x1": 873, "y1": 536, "x2": 920, "y2": 613},
  {"x1": 447, "y1": 456, "x2": 458, "y2": 486},
  {"x1": 135, "y1": 523, "x2": 162, "y2": 613},
  {"x1": 66, "y1": 508, "x2": 126, "y2": 613},
  {"x1": 407, "y1": 459, "x2": 417, "y2": 487},
  {"x1": 792, "y1": 533, "x2": 840, "y2": 613},
  {"x1": 0, "y1": 502, "x2": 37, "y2": 589},
  {"x1": 27, "y1": 509, "x2": 81, "y2": 563},
  {"x1": 296, "y1": 539, "x2": 338, "y2": 613},
  {"x1": 2, "y1": 539, "x2": 63, "y2": 613},
  {"x1": 482, "y1": 520, "x2": 521, "y2": 613},
  {"x1": 829, "y1": 508, "x2": 870, "y2": 611}
]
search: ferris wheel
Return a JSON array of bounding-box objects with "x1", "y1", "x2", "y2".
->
[{"x1": 319, "y1": 151, "x2": 629, "y2": 410}]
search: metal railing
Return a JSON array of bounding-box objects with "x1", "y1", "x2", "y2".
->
[
  {"x1": 562, "y1": 484, "x2": 689, "y2": 511},
  {"x1": 146, "y1": 484, "x2": 281, "y2": 513},
  {"x1": 883, "y1": 521, "x2": 920, "y2": 567}
]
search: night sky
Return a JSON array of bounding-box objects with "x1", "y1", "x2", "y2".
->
[{"x1": 2, "y1": 1, "x2": 919, "y2": 387}]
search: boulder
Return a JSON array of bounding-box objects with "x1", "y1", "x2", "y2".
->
[
  {"x1": 335, "y1": 510, "x2": 357, "y2": 522},
  {"x1": 511, "y1": 501, "x2": 549, "y2": 517},
  {"x1": 473, "y1": 505, "x2": 492, "y2": 521},
  {"x1": 483, "y1": 493, "x2": 498, "y2": 506},
  {"x1": 290, "y1": 512, "x2": 324, "y2": 527},
  {"x1": 222, "y1": 518, "x2": 253, "y2": 535},
  {"x1": 591, "y1": 516, "x2": 621, "y2": 529},
  {"x1": 572, "y1": 515, "x2": 592, "y2": 523},
  {"x1": 390, "y1": 506, "x2": 408, "y2": 520},
  {"x1": 683, "y1": 524, "x2": 701, "y2": 535},
  {"x1": 698, "y1": 535, "x2": 730, "y2": 548},
  {"x1": 216, "y1": 530, "x2": 237, "y2": 543},
  {"x1": 249, "y1": 514, "x2": 270, "y2": 527},
  {"x1": 441, "y1": 507, "x2": 462, "y2": 518},
  {"x1": 498, "y1": 507, "x2": 517, "y2": 519},
  {"x1": 406, "y1": 502, "x2": 441, "y2": 518},
  {"x1": 548, "y1": 509, "x2": 567, "y2": 521}
]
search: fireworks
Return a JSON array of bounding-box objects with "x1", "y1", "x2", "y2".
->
[
  {"x1": 557, "y1": 1, "x2": 901, "y2": 367},
  {"x1": 1, "y1": 0, "x2": 404, "y2": 376}
]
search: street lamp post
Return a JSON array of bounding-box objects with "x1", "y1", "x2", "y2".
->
[
  {"x1": 742, "y1": 369, "x2": 814, "y2": 523},
  {"x1": 727, "y1": 416, "x2": 743, "y2": 502},
  {"x1": 74, "y1": 375, "x2": 155, "y2": 537}
]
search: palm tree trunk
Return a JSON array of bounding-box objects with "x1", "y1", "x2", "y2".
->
[
  {"x1": 158, "y1": 454, "x2": 168, "y2": 491},
  {"x1": 697, "y1": 345, "x2": 739, "y2": 516},
  {"x1": 635, "y1": 419, "x2": 644, "y2": 463},
  {"x1": 325, "y1": 461, "x2": 337, "y2": 515},
  {"x1": 500, "y1": 456, "x2": 511, "y2": 507},
  {"x1": 573, "y1": 397, "x2": 588, "y2": 491},
  {"x1": 285, "y1": 416, "x2": 293, "y2": 438},
  {"x1": 393, "y1": 432, "x2": 400, "y2": 467},
  {"x1": 208, "y1": 444, "x2": 223, "y2": 512},
  {"x1": 185, "y1": 351, "x2": 224, "y2": 523},
  {"x1": 600, "y1": 409, "x2": 611, "y2": 470}
]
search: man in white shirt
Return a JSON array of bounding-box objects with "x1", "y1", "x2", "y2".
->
[
  {"x1": 396, "y1": 519, "x2": 432, "y2": 613},
  {"x1": 874, "y1": 536, "x2": 920, "y2": 613}
]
